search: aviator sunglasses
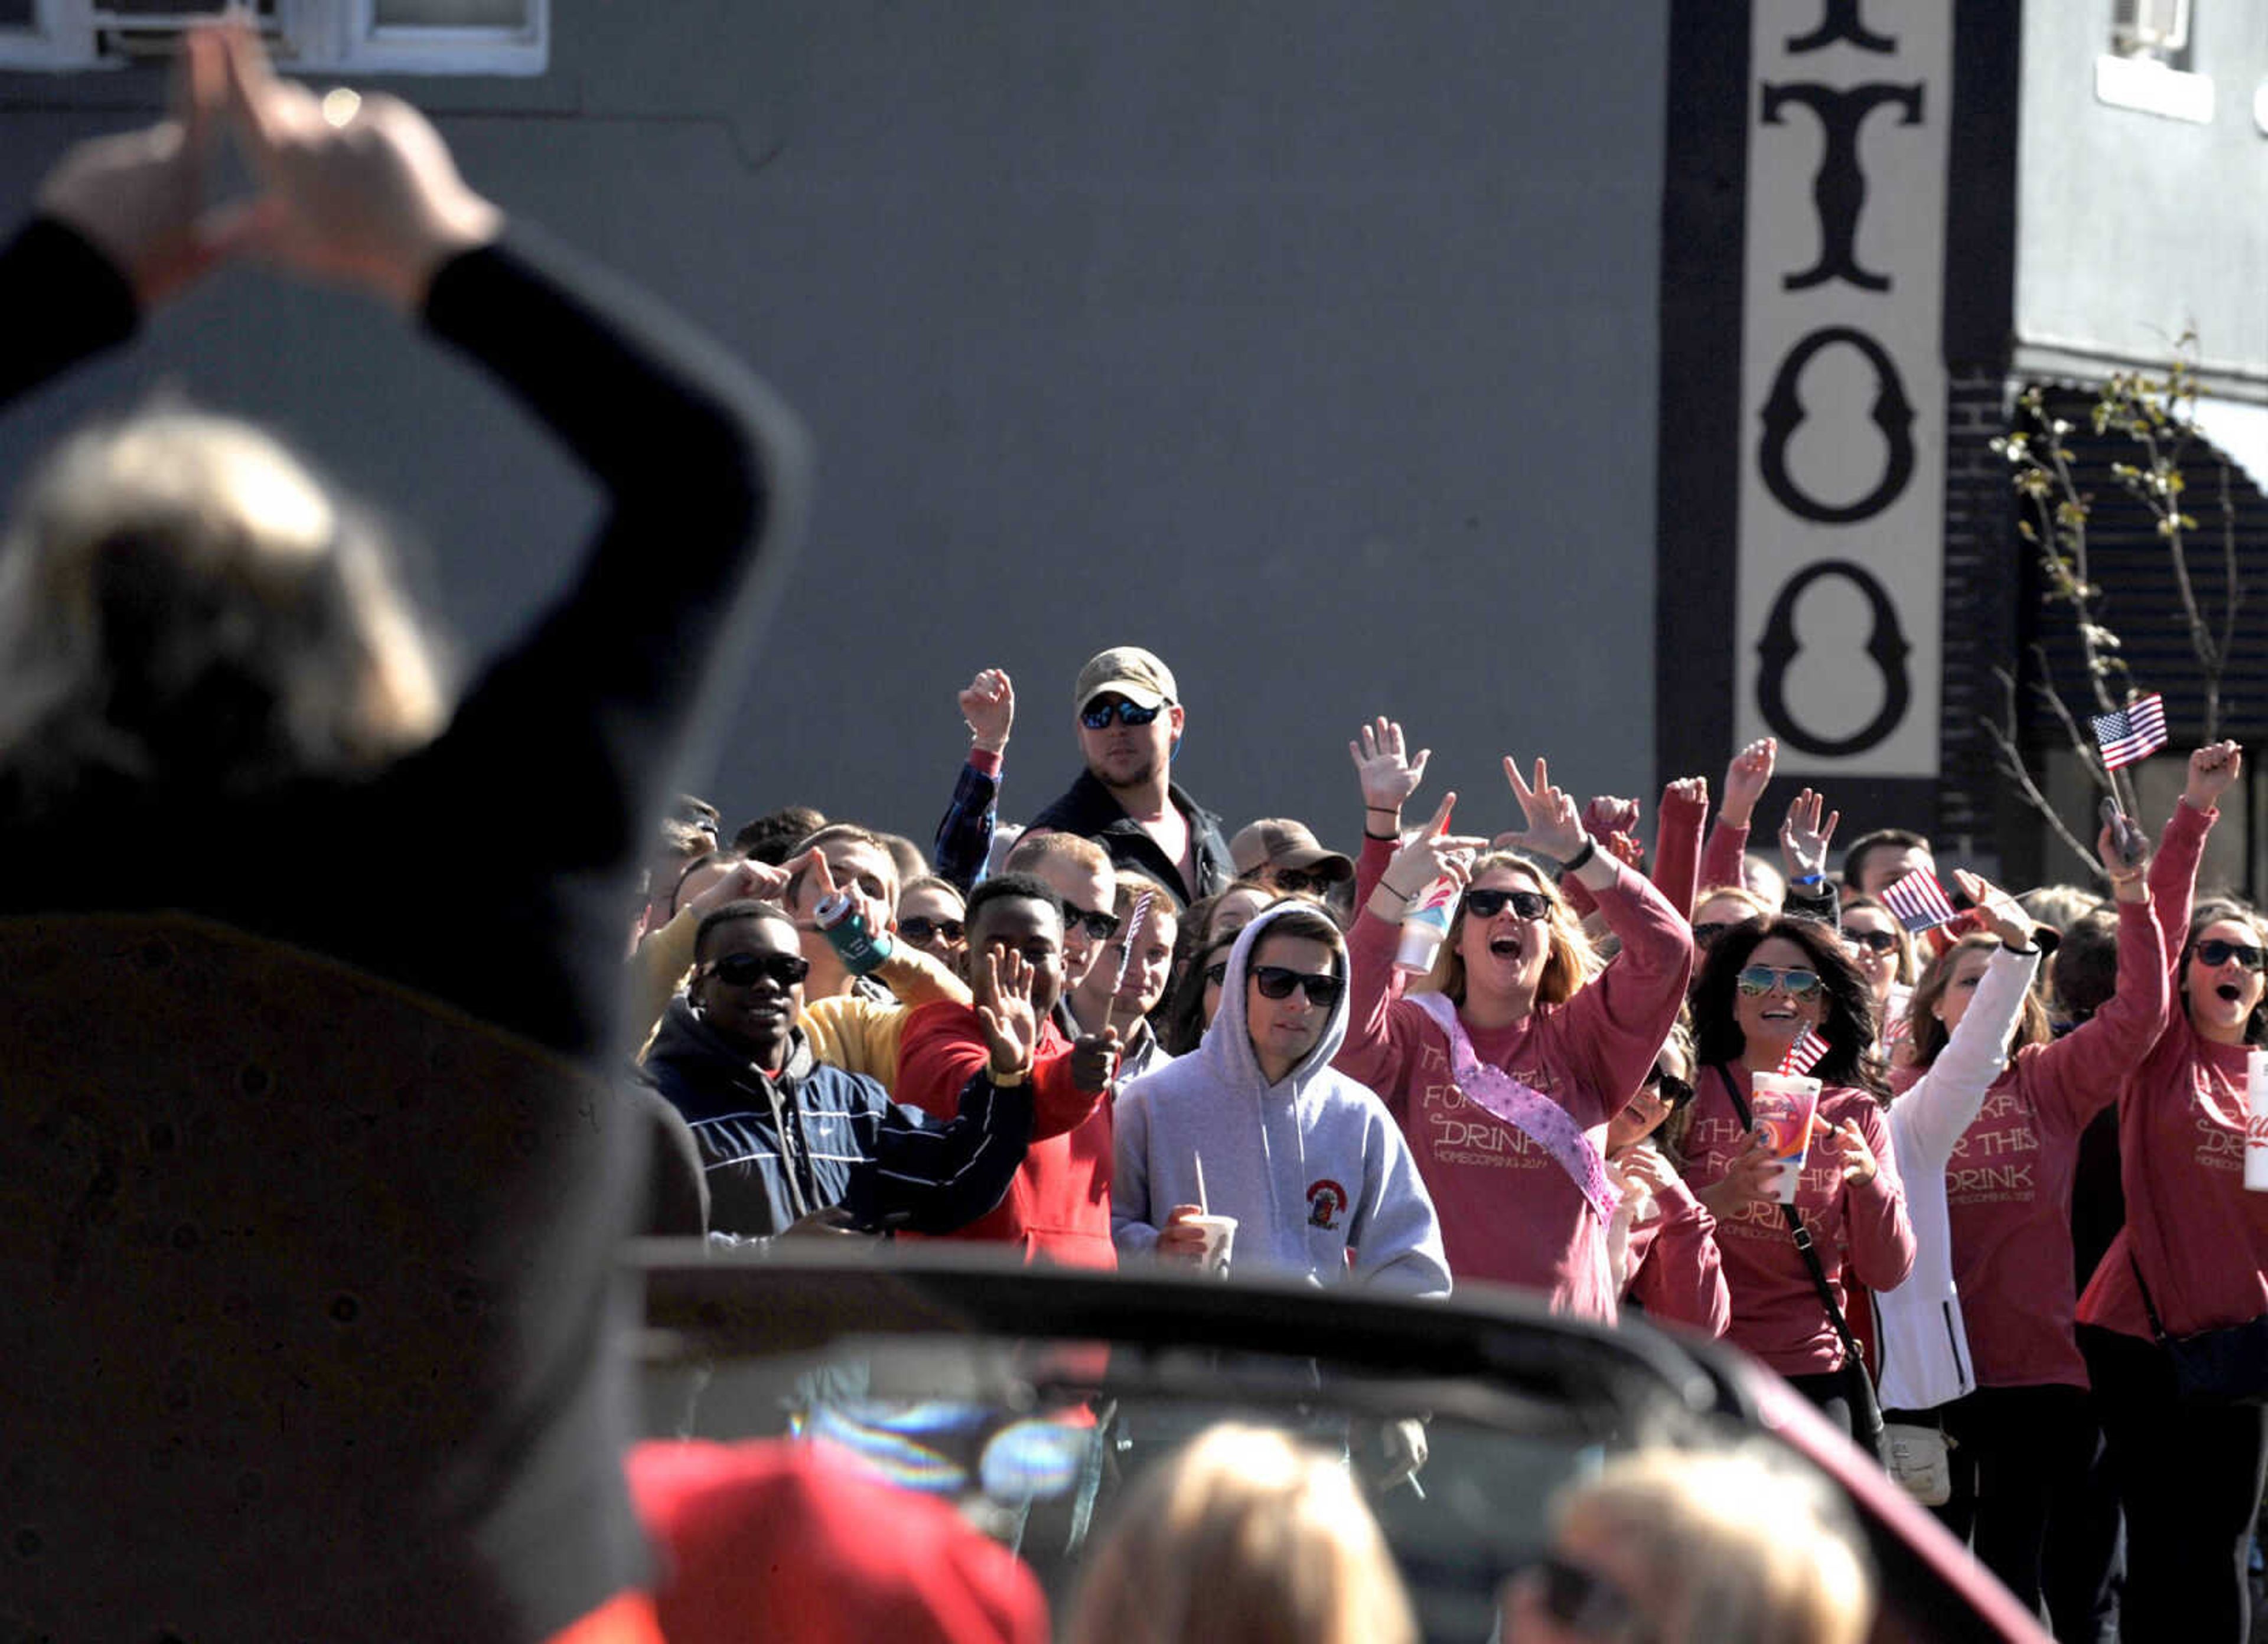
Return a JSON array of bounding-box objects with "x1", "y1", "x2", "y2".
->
[
  {"x1": 2197, "y1": 938, "x2": 2267, "y2": 970},
  {"x1": 703, "y1": 950, "x2": 810, "y2": 989},
  {"x1": 1735, "y1": 964, "x2": 1824, "y2": 999},
  {"x1": 1249, "y1": 965, "x2": 1346, "y2": 1007},
  {"x1": 1464, "y1": 887, "x2": 1549, "y2": 921},
  {"x1": 1080, "y1": 700, "x2": 1165, "y2": 730}
]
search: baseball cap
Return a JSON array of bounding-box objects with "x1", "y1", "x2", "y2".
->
[
  {"x1": 1073, "y1": 646, "x2": 1177, "y2": 715},
  {"x1": 1229, "y1": 818, "x2": 1355, "y2": 883}
]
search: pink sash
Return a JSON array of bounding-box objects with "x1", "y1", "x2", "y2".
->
[{"x1": 1407, "y1": 991, "x2": 1619, "y2": 1225}]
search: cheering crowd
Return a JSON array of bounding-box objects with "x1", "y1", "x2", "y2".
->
[{"x1": 5, "y1": 24, "x2": 2266, "y2": 1644}]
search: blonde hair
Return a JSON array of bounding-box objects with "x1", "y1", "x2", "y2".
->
[
  {"x1": 0, "y1": 409, "x2": 447, "y2": 793},
  {"x1": 1064, "y1": 1424, "x2": 1416, "y2": 1644},
  {"x1": 1550, "y1": 1446, "x2": 1873, "y2": 1644},
  {"x1": 1415, "y1": 851, "x2": 1596, "y2": 1009},
  {"x1": 1690, "y1": 883, "x2": 1774, "y2": 925}
]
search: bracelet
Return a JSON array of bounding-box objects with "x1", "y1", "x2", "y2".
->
[
  {"x1": 1373, "y1": 880, "x2": 1415, "y2": 904},
  {"x1": 2106, "y1": 867, "x2": 2145, "y2": 886},
  {"x1": 1791, "y1": 872, "x2": 1824, "y2": 888},
  {"x1": 1561, "y1": 838, "x2": 1597, "y2": 874}
]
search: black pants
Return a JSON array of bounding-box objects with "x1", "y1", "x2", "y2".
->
[
  {"x1": 2080, "y1": 1325, "x2": 2268, "y2": 1644},
  {"x1": 1786, "y1": 1369, "x2": 1859, "y2": 1447},
  {"x1": 1927, "y1": 1384, "x2": 2104, "y2": 1641}
]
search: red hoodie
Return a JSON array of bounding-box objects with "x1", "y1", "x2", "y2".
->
[{"x1": 893, "y1": 1003, "x2": 1115, "y2": 1267}]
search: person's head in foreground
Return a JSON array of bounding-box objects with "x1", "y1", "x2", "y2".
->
[
  {"x1": 1500, "y1": 1444, "x2": 1873, "y2": 1644},
  {"x1": 0, "y1": 407, "x2": 449, "y2": 798},
  {"x1": 1065, "y1": 1423, "x2": 1416, "y2": 1644}
]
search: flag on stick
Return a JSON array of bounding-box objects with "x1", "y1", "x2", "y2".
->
[
  {"x1": 1778, "y1": 1023, "x2": 1830, "y2": 1078},
  {"x1": 2091, "y1": 693, "x2": 2168, "y2": 772},
  {"x1": 1881, "y1": 869, "x2": 1959, "y2": 934}
]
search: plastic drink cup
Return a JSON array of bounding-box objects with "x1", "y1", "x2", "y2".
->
[
  {"x1": 1394, "y1": 879, "x2": 1458, "y2": 974},
  {"x1": 2249, "y1": 1052, "x2": 2268, "y2": 1193},
  {"x1": 1181, "y1": 1214, "x2": 1237, "y2": 1274},
  {"x1": 1749, "y1": 1072, "x2": 1823, "y2": 1204}
]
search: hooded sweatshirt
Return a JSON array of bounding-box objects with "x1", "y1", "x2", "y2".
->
[{"x1": 1112, "y1": 903, "x2": 1451, "y2": 1297}]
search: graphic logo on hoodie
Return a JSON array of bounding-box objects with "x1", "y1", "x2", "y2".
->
[{"x1": 1306, "y1": 1179, "x2": 1348, "y2": 1231}]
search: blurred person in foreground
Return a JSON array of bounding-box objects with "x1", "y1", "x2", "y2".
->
[
  {"x1": 1064, "y1": 1423, "x2": 1417, "y2": 1644},
  {"x1": 0, "y1": 22, "x2": 807, "y2": 1643},
  {"x1": 1499, "y1": 1444, "x2": 1873, "y2": 1644}
]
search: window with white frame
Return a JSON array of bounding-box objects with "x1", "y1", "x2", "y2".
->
[
  {"x1": 2098, "y1": 0, "x2": 2212, "y2": 123},
  {"x1": 0, "y1": 0, "x2": 548, "y2": 75},
  {"x1": 2113, "y1": 0, "x2": 2194, "y2": 69}
]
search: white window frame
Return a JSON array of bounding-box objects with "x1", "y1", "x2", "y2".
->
[{"x1": 0, "y1": 0, "x2": 548, "y2": 74}]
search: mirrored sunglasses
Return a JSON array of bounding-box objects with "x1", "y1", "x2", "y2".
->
[
  {"x1": 1735, "y1": 964, "x2": 1824, "y2": 999},
  {"x1": 1080, "y1": 700, "x2": 1164, "y2": 730}
]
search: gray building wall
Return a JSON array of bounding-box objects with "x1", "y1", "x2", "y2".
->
[
  {"x1": 0, "y1": 4, "x2": 1670, "y2": 856},
  {"x1": 2015, "y1": 1, "x2": 2268, "y2": 391}
]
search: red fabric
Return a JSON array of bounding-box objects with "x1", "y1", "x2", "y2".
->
[
  {"x1": 1946, "y1": 899, "x2": 2166, "y2": 1388},
  {"x1": 1684, "y1": 1066, "x2": 1916, "y2": 1376},
  {"x1": 1647, "y1": 783, "x2": 1709, "y2": 927},
  {"x1": 967, "y1": 746, "x2": 1004, "y2": 779},
  {"x1": 894, "y1": 1003, "x2": 1115, "y2": 1267},
  {"x1": 1698, "y1": 817, "x2": 1748, "y2": 900},
  {"x1": 1337, "y1": 837, "x2": 1692, "y2": 1317},
  {"x1": 547, "y1": 1591, "x2": 666, "y2": 1644},
  {"x1": 627, "y1": 1440, "x2": 1049, "y2": 1644},
  {"x1": 1624, "y1": 1175, "x2": 1731, "y2": 1335}
]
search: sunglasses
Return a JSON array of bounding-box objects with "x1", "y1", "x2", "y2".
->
[
  {"x1": 1736, "y1": 964, "x2": 1824, "y2": 1000},
  {"x1": 1517, "y1": 1554, "x2": 1652, "y2": 1642},
  {"x1": 1272, "y1": 867, "x2": 1337, "y2": 897},
  {"x1": 2197, "y1": 938, "x2": 2267, "y2": 970},
  {"x1": 1641, "y1": 1066, "x2": 1696, "y2": 1108},
  {"x1": 1080, "y1": 700, "x2": 1164, "y2": 730},
  {"x1": 1464, "y1": 887, "x2": 1549, "y2": 921},
  {"x1": 1842, "y1": 926, "x2": 1899, "y2": 954},
  {"x1": 1061, "y1": 901, "x2": 1123, "y2": 942},
  {"x1": 1692, "y1": 920, "x2": 1736, "y2": 945},
  {"x1": 1203, "y1": 961, "x2": 1229, "y2": 988},
  {"x1": 703, "y1": 950, "x2": 810, "y2": 990},
  {"x1": 1250, "y1": 965, "x2": 1346, "y2": 1007},
  {"x1": 899, "y1": 915, "x2": 964, "y2": 945}
]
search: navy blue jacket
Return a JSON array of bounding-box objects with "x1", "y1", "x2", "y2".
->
[{"x1": 641, "y1": 999, "x2": 1031, "y2": 1238}]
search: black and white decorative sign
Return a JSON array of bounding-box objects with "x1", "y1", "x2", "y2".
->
[{"x1": 1733, "y1": 0, "x2": 1950, "y2": 775}]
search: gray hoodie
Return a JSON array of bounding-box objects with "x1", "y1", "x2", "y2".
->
[{"x1": 1113, "y1": 902, "x2": 1451, "y2": 1296}]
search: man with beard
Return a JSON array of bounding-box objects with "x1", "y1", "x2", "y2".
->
[{"x1": 1025, "y1": 646, "x2": 1232, "y2": 908}]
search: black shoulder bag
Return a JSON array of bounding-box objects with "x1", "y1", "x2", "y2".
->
[
  {"x1": 2129, "y1": 1252, "x2": 2268, "y2": 1405},
  {"x1": 1716, "y1": 1067, "x2": 1890, "y2": 1463}
]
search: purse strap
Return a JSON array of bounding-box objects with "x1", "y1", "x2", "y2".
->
[
  {"x1": 2127, "y1": 1250, "x2": 2172, "y2": 1345},
  {"x1": 1715, "y1": 1065, "x2": 1871, "y2": 1372}
]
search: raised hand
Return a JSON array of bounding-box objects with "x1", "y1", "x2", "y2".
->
[
  {"x1": 1496, "y1": 756, "x2": 1588, "y2": 864},
  {"x1": 1379, "y1": 792, "x2": 1486, "y2": 903},
  {"x1": 1582, "y1": 795, "x2": 1641, "y2": 841},
  {"x1": 214, "y1": 21, "x2": 501, "y2": 311},
  {"x1": 2184, "y1": 742, "x2": 2243, "y2": 814},
  {"x1": 2094, "y1": 821, "x2": 2152, "y2": 898},
  {"x1": 1778, "y1": 787, "x2": 1840, "y2": 882},
  {"x1": 1349, "y1": 716, "x2": 1432, "y2": 821},
  {"x1": 1951, "y1": 869, "x2": 2034, "y2": 948},
  {"x1": 684, "y1": 858, "x2": 792, "y2": 919},
  {"x1": 1720, "y1": 737, "x2": 1777, "y2": 827},
  {"x1": 959, "y1": 667, "x2": 1014, "y2": 755},
  {"x1": 976, "y1": 947, "x2": 1039, "y2": 1078},
  {"x1": 36, "y1": 28, "x2": 233, "y2": 308},
  {"x1": 1665, "y1": 775, "x2": 1709, "y2": 809}
]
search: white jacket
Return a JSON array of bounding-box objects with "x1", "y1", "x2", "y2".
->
[{"x1": 1873, "y1": 944, "x2": 2042, "y2": 1412}]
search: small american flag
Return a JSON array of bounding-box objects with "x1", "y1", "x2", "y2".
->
[
  {"x1": 1881, "y1": 869, "x2": 1959, "y2": 934},
  {"x1": 2091, "y1": 693, "x2": 2168, "y2": 772},
  {"x1": 1778, "y1": 1024, "x2": 1829, "y2": 1077}
]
